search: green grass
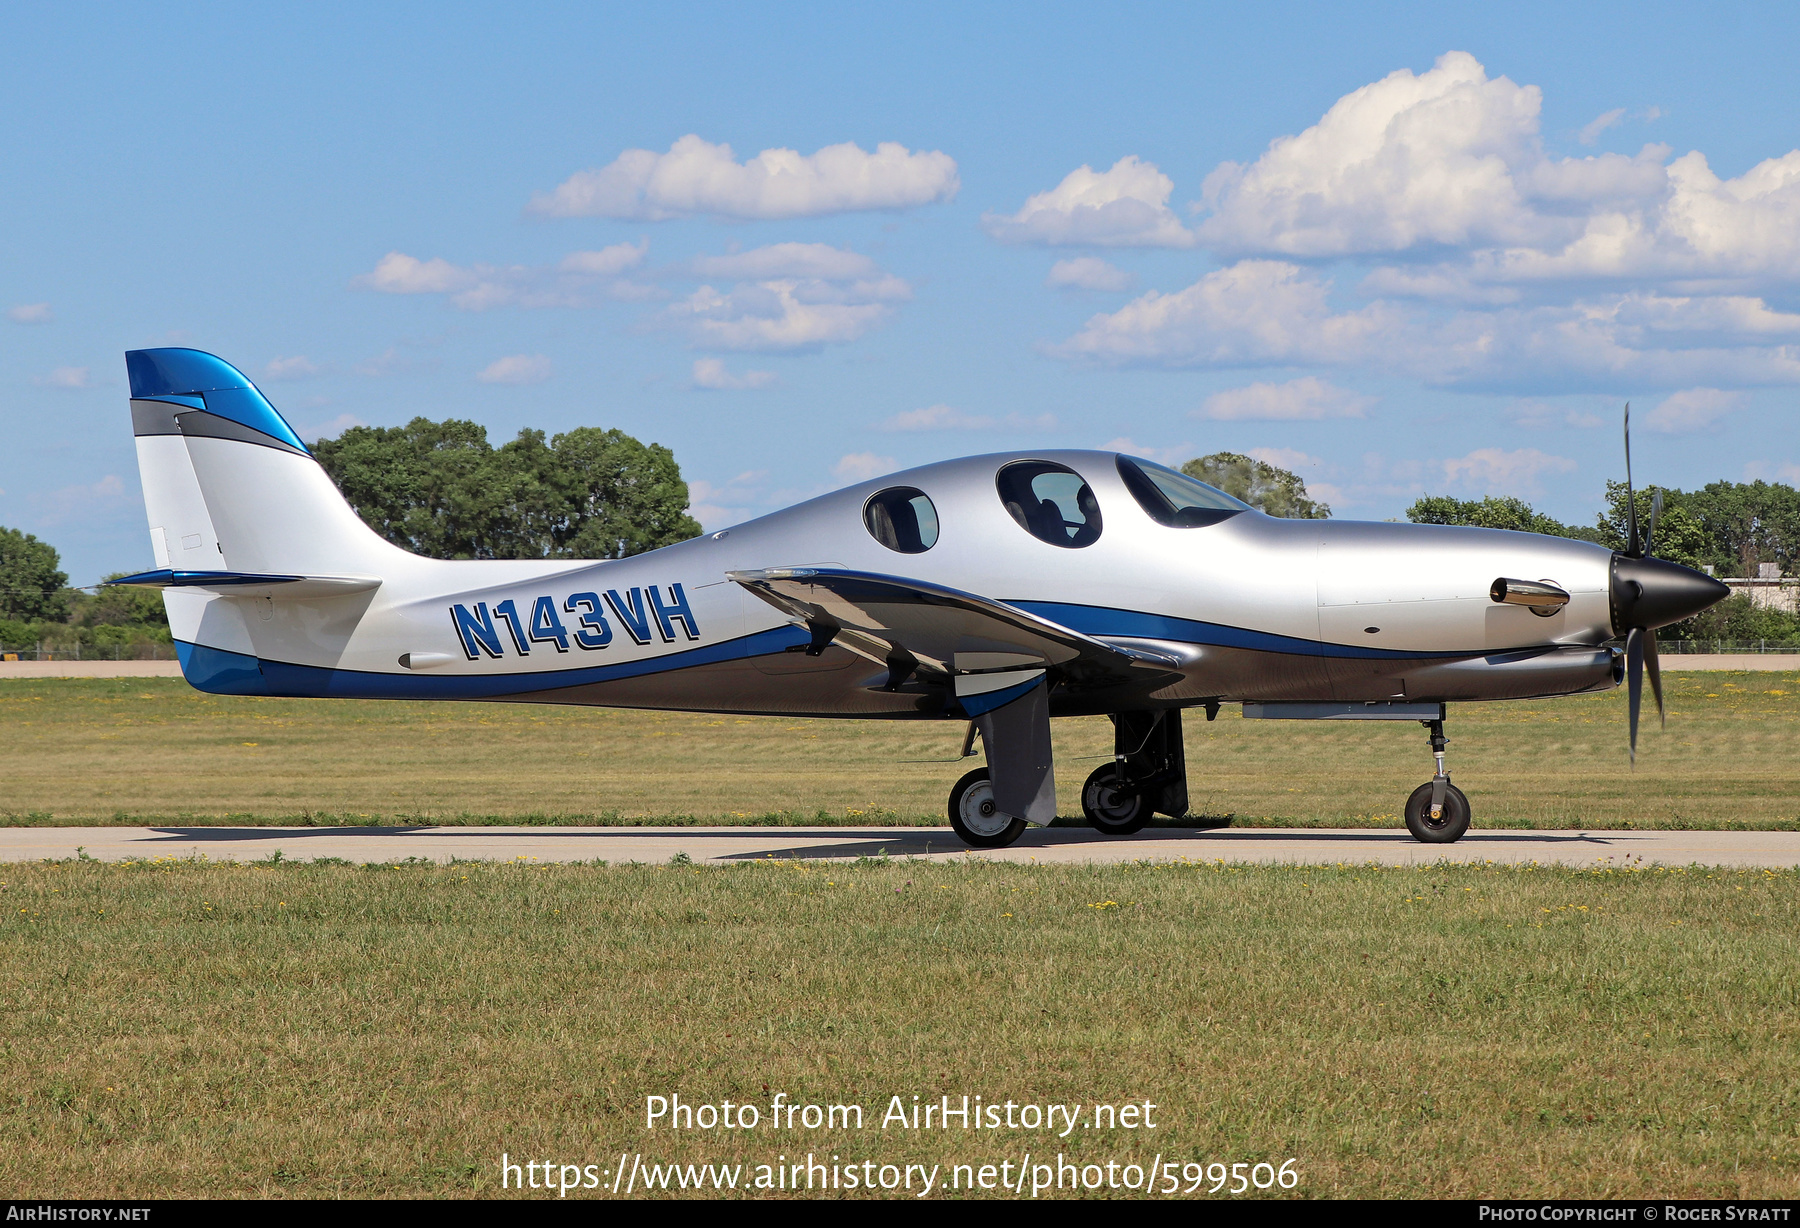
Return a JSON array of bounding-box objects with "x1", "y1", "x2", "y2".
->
[
  {"x1": 2, "y1": 673, "x2": 1796, "y2": 829},
  {"x1": 2, "y1": 857, "x2": 1794, "y2": 1198}
]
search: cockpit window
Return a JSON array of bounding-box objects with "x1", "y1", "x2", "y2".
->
[
  {"x1": 996, "y1": 461, "x2": 1103, "y2": 548},
  {"x1": 1116, "y1": 455, "x2": 1250, "y2": 528},
  {"x1": 863, "y1": 486, "x2": 939, "y2": 553}
]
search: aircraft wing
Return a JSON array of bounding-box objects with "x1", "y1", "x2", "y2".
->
[{"x1": 728, "y1": 567, "x2": 1178, "y2": 713}]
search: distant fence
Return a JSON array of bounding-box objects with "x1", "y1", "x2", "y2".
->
[
  {"x1": 1657, "y1": 640, "x2": 1800, "y2": 654},
  {"x1": 1, "y1": 643, "x2": 178, "y2": 662}
]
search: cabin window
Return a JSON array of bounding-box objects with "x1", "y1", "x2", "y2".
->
[
  {"x1": 863, "y1": 486, "x2": 939, "y2": 553},
  {"x1": 995, "y1": 461, "x2": 1103, "y2": 548},
  {"x1": 1115, "y1": 455, "x2": 1250, "y2": 528}
]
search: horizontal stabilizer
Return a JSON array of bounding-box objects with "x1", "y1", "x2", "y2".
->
[
  {"x1": 108, "y1": 569, "x2": 381, "y2": 598},
  {"x1": 729, "y1": 567, "x2": 1177, "y2": 693}
]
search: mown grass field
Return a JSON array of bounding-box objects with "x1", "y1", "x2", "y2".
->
[
  {"x1": 2, "y1": 856, "x2": 1794, "y2": 1199},
  {"x1": 2, "y1": 673, "x2": 1796, "y2": 829}
]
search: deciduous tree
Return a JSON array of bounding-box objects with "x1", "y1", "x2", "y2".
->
[
  {"x1": 312, "y1": 419, "x2": 703, "y2": 560},
  {"x1": 1182, "y1": 453, "x2": 1330, "y2": 518}
]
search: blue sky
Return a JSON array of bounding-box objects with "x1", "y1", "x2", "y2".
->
[{"x1": 5, "y1": 2, "x2": 1800, "y2": 584}]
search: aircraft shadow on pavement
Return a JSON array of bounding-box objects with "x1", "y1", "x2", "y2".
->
[
  {"x1": 709, "y1": 827, "x2": 1633, "y2": 861},
  {"x1": 141, "y1": 824, "x2": 1628, "y2": 851}
]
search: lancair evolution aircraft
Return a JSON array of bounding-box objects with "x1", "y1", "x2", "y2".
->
[{"x1": 115, "y1": 348, "x2": 1728, "y2": 848}]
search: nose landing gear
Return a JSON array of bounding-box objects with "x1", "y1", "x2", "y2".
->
[{"x1": 1404, "y1": 715, "x2": 1469, "y2": 843}]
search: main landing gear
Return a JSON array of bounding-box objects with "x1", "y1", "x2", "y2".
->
[
  {"x1": 1081, "y1": 710, "x2": 1189, "y2": 836},
  {"x1": 1404, "y1": 714, "x2": 1469, "y2": 843},
  {"x1": 944, "y1": 707, "x2": 1195, "y2": 849}
]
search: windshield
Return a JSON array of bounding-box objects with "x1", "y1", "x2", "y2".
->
[{"x1": 1115, "y1": 455, "x2": 1250, "y2": 527}]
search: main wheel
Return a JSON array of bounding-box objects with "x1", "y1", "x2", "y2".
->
[
  {"x1": 948, "y1": 768, "x2": 1028, "y2": 849},
  {"x1": 1081, "y1": 763, "x2": 1152, "y2": 836},
  {"x1": 1404, "y1": 781, "x2": 1471, "y2": 843}
]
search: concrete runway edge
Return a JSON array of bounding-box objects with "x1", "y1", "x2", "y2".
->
[{"x1": 3, "y1": 825, "x2": 1798, "y2": 868}]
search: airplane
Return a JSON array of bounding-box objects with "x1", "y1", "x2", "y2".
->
[{"x1": 112, "y1": 347, "x2": 1729, "y2": 849}]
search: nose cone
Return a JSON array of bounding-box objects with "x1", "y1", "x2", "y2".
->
[{"x1": 1610, "y1": 554, "x2": 1730, "y2": 633}]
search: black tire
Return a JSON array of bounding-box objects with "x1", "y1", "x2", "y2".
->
[
  {"x1": 947, "y1": 768, "x2": 1027, "y2": 849},
  {"x1": 1081, "y1": 763, "x2": 1152, "y2": 836},
  {"x1": 1404, "y1": 781, "x2": 1471, "y2": 843}
]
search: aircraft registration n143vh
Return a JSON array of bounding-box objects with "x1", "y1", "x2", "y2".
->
[{"x1": 113, "y1": 348, "x2": 1728, "y2": 848}]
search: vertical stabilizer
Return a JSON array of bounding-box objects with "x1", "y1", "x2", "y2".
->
[{"x1": 124, "y1": 349, "x2": 402, "y2": 577}]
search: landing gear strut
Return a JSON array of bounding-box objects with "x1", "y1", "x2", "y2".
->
[
  {"x1": 1081, "y1": 710, "x2": 1188, "y2": 836},
  {"x1": 1404, "y1": 715, "x2": 1469, "y2": 843}
]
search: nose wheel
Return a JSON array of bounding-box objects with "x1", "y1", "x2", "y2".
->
[
  {"x1": 947, "y1": 768, "x2": 1027, "y2": 849},
  {"x1": 1406, "y1": 715, "x2": 1470, "y2": 843}
]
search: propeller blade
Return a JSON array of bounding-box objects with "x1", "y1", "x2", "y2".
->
[
  {"x1": 1625, "y1": 626, "x2": 1644, "y2": 765},
  {"x1": 1645, "y1": 630, "x2": 1666, "y2": 731},
  {"x1": 1623, "y1": 403, "x2": 1640, "y2": 557},
  {"x1": 1646, "y1": 488, "x2": 1663, "y2": 560}
]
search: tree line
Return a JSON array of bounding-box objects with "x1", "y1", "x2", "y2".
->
[
  {"x1": 1, "y1": 416, "x2": 702, "y2": 653},
  {"x1": 0, "y1": 526, "x2": 172, "y2": 656},
  {"x1": 1405, "y1": 482, "x2": 1800, "y2": 644},
  {"x1": 1406, "y1": 480, "x2": 1800, "y2": 578},
  {"x1": 5, "y1": 429, "x2": 1796, "y2": 650}
]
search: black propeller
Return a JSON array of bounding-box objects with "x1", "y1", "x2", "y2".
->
[{"x1": 1612, "y1": 406, "x2": 1722, "y2": 763}]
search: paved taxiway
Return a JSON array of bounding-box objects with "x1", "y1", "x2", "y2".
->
[{"x1": 3, "y1": 825, "x2": 1797, "y2": 868}]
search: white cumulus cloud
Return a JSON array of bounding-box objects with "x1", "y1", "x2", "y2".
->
[
  {"x1": 295, "y1": 412, "x2": 365, "y2": 441},
  {"x1": 664, "y1": 248, "x2": 911, "y2": 353},
  {"x1": 985, "y1": 156, "x2": 1195, "y2": 248},
  {"x1": 1057, "y1": 260, "x2": 1395, "y2": 368},
  {"x1": 880, "y1": 404, "x2": 1058, "y2": 431},
  {"x1": 528, "y1": 135, "x2": 959, "y2": 221},
  {"x1": 1247, "y1": 447, "x2": 1324, "y2": 471},
  {"x1": 35, "y1": 366, "x2": 91, "y2": 389},
  {"x1": 1057, "y1": 257, "x2": 1800, "y2": 391},
  {"x1": 355, "y1": 244, "x2": 650, "y2": 311},
  {"x1": 1441, "y1": 446, "x2": 1577, "y2": 494},
  {"x1": 556, "y1": 241, "x2": 649, "y2": 277},
  {"x1": 1198, "y1": 52, "x2": 1552, "y2": 257},
  {"x1": 1192, "y1": 50, "x2": 1800, "y2": 292},
  {"x1": 1578, "y1": 108, "x2": 1627, "y2": 146},
  {"x1": 1197, "y1": 377, "x2": 1374, "y2": 421},
  {"x1": 690, "y1": 358, "x2": 777, "y2": 390},
  {"x1": 1045, "y1": 257, "x2": 1135, "y2": 292},
  {"x1": 1640, "y1": 387, "x2": 1744, "y2": 433},
  {"x1": 8, "y1": 303, "x2": 52, "y2": 324},
  {"x1": 1506, "y1": 401, "x2": 1607, "y2": 429},
  {"x1": 30, "y1": 474, "x2": 127, "y2": 528},
  {"x1": 1102, "y1": 437, "x2": 1196, "y2": 467},
  {"x1": 833, "y1": 452, "x2": 897, "y2": 482},
  {"x1": 357, "y1": 252, "x2": 474, "y2": 295},
  {"x1": 884, "y1": 404, "x2": 991, "y2": 431},
  {"x1": 263, "y1": 356, "x2": 321, "y2": 381},
  {"x1": 689, "y1": 243, "x2": 877, "y2": 281},
  {"x1": 476, "y1": 354, "x2": 552, "y2": 385}
]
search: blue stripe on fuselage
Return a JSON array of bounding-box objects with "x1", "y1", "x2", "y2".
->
[
  {"x1": 175, "y1": 624, "x2": 812, "y2": 700},
  {"x1": 1007, "y1": 600, "x2": 1468, "y2": 661}
]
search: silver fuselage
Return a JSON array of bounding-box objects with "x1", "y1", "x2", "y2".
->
[{"x1": 167, "y1": 449, "x2": 1621, "y2": 715}]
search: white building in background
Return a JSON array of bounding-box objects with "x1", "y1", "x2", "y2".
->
[{"x1": 1722, "y1": 564, "x2": 1799, "y2": 613}]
